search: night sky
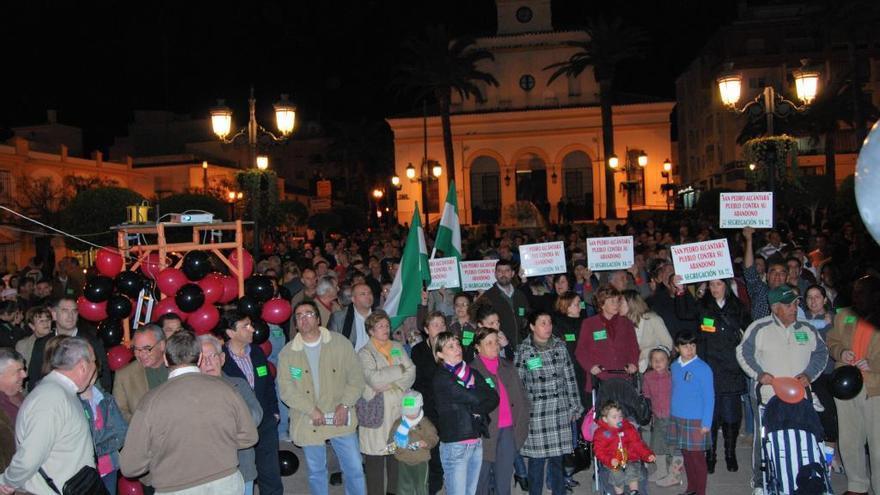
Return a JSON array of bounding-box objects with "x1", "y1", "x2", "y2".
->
[{"x1": 1, "y1": 0, "x2": 738, "y2": 153}]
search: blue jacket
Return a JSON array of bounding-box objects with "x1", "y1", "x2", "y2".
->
[
  {"x1": 223, "y1": 344, "x2": 280, "y2": 423},
  {"x1": 670, "y1": 357, "x2": 715, "y2": 428},
  {"x1": 80, "y1": 385, "x2": 128, "y2": 469}
]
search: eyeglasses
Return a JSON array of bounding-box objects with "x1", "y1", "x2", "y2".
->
[
  {"x1": 295, "y1": 311, "x2": 316, "y2": 320},
  {"x1": 132, "y1": 345, "x2": 156, "y2": 354},
  {"x1": 204, "y1": 352, "x2": 223, "y2": 361}
]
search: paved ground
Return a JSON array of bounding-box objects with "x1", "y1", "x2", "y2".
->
[{"x1": 277, "y1": 436, "x2": 849, "y2": 494}]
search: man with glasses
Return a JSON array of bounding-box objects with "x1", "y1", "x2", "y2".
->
[
  {"x1": 278, "y1": 301, "x2": 366, "y2": 495},
  {"x1": 114, "y1": 324, "x2": 168, "y2": 422},
  {"x1": 221, "y1": 311, "x2": 283, "y2": 495},
  {"x1": 28, "y1": 297, "x2": 110, "y2": 392}
]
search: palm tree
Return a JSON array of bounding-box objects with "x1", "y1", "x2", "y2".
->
[
  {"x1": 545, "y1": 16, "x2": 648, "y2": 219},
  {"x1": 394, "y1": 25, "x2": 498, "y2": 186}
]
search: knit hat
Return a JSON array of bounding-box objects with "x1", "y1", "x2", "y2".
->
[{"x1": 401, "y1": 390, "x2": 423, "y2": 416}]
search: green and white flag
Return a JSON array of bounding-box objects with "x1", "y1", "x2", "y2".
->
[
  {"x1": 432, "y1": 180, "x2": 461, "y2": 260},
  {"x1": 384, "y1": 205, "x2": 431, "y2": 328}
]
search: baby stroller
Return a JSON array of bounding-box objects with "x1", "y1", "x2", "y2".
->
[
  {"x1": 756, "y1": 383, "x2": 833, "y2": 495},
  {"x1": 589, "y1": 369, "x2": 652, "y2": 495}
]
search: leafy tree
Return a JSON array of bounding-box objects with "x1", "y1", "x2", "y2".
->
[
  {"x1": 545, "y1": 16, "x2": 648, "y2": 219},
  {"x1": 275, "y1": 200, "x2": 309, "y2": 227},
  {"x1": 60, "y1": 187, "x2": 144, "y2": 250},
  {"x1": 394, "y1": 25, "x2": 498, "y2": 185}
]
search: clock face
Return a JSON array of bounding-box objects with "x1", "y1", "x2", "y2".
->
[
  {"x1": 519, "y1": 74, "x2": 536, "y2": 91},
  {"x1": 516, "y1": 6, "x2": 533, "y2": 23}
]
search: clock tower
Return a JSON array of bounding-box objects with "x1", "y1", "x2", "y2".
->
[{"x1": 496, "y1": 0, "x2": 553, "y2": 35}]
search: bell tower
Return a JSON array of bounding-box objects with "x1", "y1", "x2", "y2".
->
[{"x1": 496, "y1": 0, "x2": 553, "y2": 35}]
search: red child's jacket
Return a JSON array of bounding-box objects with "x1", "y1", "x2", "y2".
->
[{"x1": 592, "y1": 418, "x2": 654, "y2": 468}]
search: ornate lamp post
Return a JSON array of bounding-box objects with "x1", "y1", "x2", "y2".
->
[
  {"x1": 609, "y1": 149, "x2": 648, "y2": 217},
  {"x1": 660, "y1": 158, "x2": 675, "y2": 210},
  {"x1": 401, "y1": 161, "x2": 442, "y2": 225}
]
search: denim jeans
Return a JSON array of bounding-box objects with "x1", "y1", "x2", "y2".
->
[
  {"x1": 527, "y1": 456, "x2": 564, "y2": 495},
  {"x1": 440, "y1": 440, "x2": 483, "y2": 495},
  {"x1": 243, "y1": 480, "x2": 253, "y2": 495},
  {"x1": 102, "y1": 470, "x2": 117, "y2": 495},
  {"x1": 303, "y1": 432, "x2": 367, "y2": 495},
  {"x1": 268, "y1": 325, "x2": 290, "y2": 441}
]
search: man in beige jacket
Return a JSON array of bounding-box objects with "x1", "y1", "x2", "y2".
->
[{"x1": 278, "y1": 300, "x2": 366, "y2": 495}]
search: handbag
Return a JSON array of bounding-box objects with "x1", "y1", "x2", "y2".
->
[
  {"x1": 355, "y1": 391, "x2": 385, "y2": 428},
  {"x1": 39, "y1": 465, "x2": 109, "y2": 495}
]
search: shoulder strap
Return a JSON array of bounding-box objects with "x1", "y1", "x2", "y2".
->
[{"x1": 38, "y1": 467, "x2": 61, "y2": 494}]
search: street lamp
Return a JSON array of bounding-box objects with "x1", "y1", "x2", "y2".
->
[
  {"x1": 405, "y1": 160, "x2": 443, "y2": 225},
  {"x1": 202, "y1": 161, "x2": 209, "y2": 195},
  {"x1": 717, "y1": 60, "x2": 819, "y2": 191},
  {"x1": 210, "y1": 86, "x2": 296, "y2": 259},
  {"x1": 391, "y1": 175, "x2": 401, "y2": 190},
  {"x1": 661, "y1": 158, "x2": 675, "y2": 211},
  {"x1": 610, "y1": 148, "x2": 648, "y2": 217},
  {"x1": 372, "y1": 189, "x2": 385, "y2": 226},
  {"x1": 227, "y1": 191, "x2": 243, "y2": 220}
]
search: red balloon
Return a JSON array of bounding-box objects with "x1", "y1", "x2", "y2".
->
[
  {"x1": 139, "y1": 253, "x2": 164, "y2": 280},
  {"x1": 107, "y1": 345, "x2": 134, "y2": 371},
  {"x1": 189, "y1": 304, "x2": 220, "y2": 335},
  {"x1": 772, "y1": 376, "x2": 806, "y2": 404},
  {"x1": 77, "y1": 296, "x2": 108, "y2": 322},
  {"x1": 228, "y1": 250, "x2": 254, "y2": 279},
  {"x1": 157, "y1": 268, "x2": 188, "y2": 296},
  {"x1": 118, "y1": 476, "x2": 144, "y2": 495},
  {"x1": 153, "y1": 297, "x2": 189, "y2": 322},
  {"x1": 219, "y1": 275, "x2": 239, "y2": 304},
  {"x1": 198, "y1": 273, "x2": 225, "y2": 305},
  {"x1": 96, "y1": 247, "x2": 123, "y2": 278},
  {"x1": 261, "y1": 298, "x2": 292, "y2": 325},
  {"x1": 259, "y1": 340, "x2": 273, "y2": 357},
  {"x1": 268, "y1": 361, "x2": 277, "y2": 378}
]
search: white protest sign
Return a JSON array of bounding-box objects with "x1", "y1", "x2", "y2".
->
[
  {"x1": 719, "y1": 192, "x2": 773, "y2": 229},
  {"x1": 519, "y1": 241, "x2": 567, "y2": 278},
  {"x1": 427, "y1": 257, "x2": 460, "y2": 290},
  {"x1": 670, "y1": 239, "x2": 734, "y2": 284},
  {"x1": 586, "y1": 236, "x2": 634, "y2": 271},
  {"x1": 459, "y1": 260, "x2": 498, "y2": 292}
]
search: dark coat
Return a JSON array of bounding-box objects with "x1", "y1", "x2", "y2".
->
[
  {"x1": 222, "y1": 344, "x2": 280, "y2": 422},
  {"x1": 552, "y1": 312, "x2": 587, "y2": 407},
  {"x1": 477, "y1": 285, "x2": 530, "y2": 349},
  {"x1": 675, "y1": 292, "x2": 751, "y2": 395},
  {"x1": 411, "y1": 340, "x2": 439, "y2": 422},
  {"x1": 432, "y1": 365, "x2": 499, "y2": 444},
  {"x1": 470, "y1": 356, "x2": 531, "y2": 462},
  {"x1": 647, "y1": 286, "x2": 699, "y2": 340},
  {"x1": 28, "y1": 326, "x2": 111, "y2": 392}
]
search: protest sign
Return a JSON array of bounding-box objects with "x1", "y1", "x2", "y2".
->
[
  {"x1": 520, "y1": 241, "x2": 567, "y2": 278},
  {"x1": 670, "y1": 239, "x2": 734, "y2": 284},
  {"x1": 719, "y1": 192, "x2": 773, "y2": 228},
  {"x1": 427, "y1": 257, "x2": 460, "y2": 290},
  {"x1": 586, "y1": 236, "x2": 634, "y2": 271},
  {"x1": 459, "y1": 260, "x2": 498, "y2": 292}
]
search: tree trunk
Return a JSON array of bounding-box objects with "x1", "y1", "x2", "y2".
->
[
  {"x1": 439, "y1": 94, "x2": 456, "y2": 185},
  {"x1": 599, "y1": 78, "x2": 617, "y2": 219}
]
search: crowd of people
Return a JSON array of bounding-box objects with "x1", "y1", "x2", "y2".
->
[{"x1": 0, "y1": 210, "x2": 874, "y2": 495}]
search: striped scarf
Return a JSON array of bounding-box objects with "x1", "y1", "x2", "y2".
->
[
  {"x1": 444, "y1": 361, "x2": 475, "y2": 389},
  {"x1": 394, "y1": 411, "x2": 423, "y2": 447}
]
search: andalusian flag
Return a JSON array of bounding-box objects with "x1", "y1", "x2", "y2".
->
[
  {"x1": 432, "y1": 181, "x2": 461, "y2": 260},
  {"x1": 384, "y1": 204, "x2": 431, "y2": 328}
]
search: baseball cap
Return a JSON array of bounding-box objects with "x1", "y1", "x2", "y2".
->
[{"x1": 768, "y1": 286, "x2": 799, "y2": 305}]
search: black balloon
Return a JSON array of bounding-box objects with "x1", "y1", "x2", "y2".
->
[
  {"x1": 97, "y1": 319, "x2": 124, "y2": 347},
  {"x1": 830, "y1": 364, "x2": 863, "y2": 400},
  {"x1": 106, "y1": 295, "x2": 133, "y2": 319},
  {"x1": 115, "y1": 271, "x2": 144, "y2": 298},
  {"x1": 84, "y1": 276, "x2": 114, "y2": 303},
  {"x1": 182, "y1": 251, "x2": 212, "y2": 281},
  {"x1": 245, "y1": 275, "x2": 275, "y2": 303},
  {"x1": 175, "y1": 283, "x2": 205, "y2": 313},
  {"x1": 278, "y1": 450, "x2": 299, "y2": 476},
  {"x1": 237, "y1": 296, "x2": 262, "y2": 319},
  {"x1": 251, "y1": 318, "x2": 269, "y2": 345}
]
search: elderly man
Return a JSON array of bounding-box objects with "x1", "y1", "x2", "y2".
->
[
  {"x1": 121, "y1": 331, "x2": 258, "y2": 494},
  {"x1": 328, "y1": 283, "x2": 373, "y2": 351},
  {"x1": 0, "y1": 350, "x2": 25, "y2": 471},
  {"x1": 314, "y1": 275, "x2": 341, "y2": 326},
  {"x1": 221, "y1": 311, "x2": 283, "y2": 495},
  {"x1": 114, "y1": 324, "x2": 169, "y2": 422},
  {"x1": 28, "y1": 296, "x2": 110, "y2": 392},
  {"x1": 0, "y1": 337, "x2": 97, "y2": 494},
  {"x1": 736, "y1": 285, "x2": 828, "y2": 494},
  {"x1": 198, "y1": 334, "x2": 263, "y2": 495},
  {"x1": 278, "y1": 301, "x2": 366, "y2": 495}
]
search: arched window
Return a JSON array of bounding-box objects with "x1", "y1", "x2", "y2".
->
[
  {"x1": 561, "y1": 151, "x2": 594, "y2": 220},
  {"x1": 469, "y1": 156, "x2": 501, "y2": 224}
]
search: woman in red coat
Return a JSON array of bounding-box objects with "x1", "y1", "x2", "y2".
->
[{"x1": 575, "y1": 285, "x2": 639, "y2": 400}]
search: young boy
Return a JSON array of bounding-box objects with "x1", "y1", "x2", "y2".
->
[
  {"x1": 387, "y1": 390, "x2": 439, "y2": 495},
  {"x1": 594, "y1": 400, "x2": 656, "y2": 495}
]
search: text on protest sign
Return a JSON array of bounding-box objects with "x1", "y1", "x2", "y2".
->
[
  {"x1": 719, "y1": 192, "x2": 773, "y2": 229},
  {"x1": 459, "y1": 260, "x2": 498, "y2": 292},
  {"x1": 586, "y1": 236, "x2": 634, "y2": 271},
  {"x1": 670, "y1": 239, "x2": 734, "y2": 284},
  {"x1": 427, "y1": 257, "x2": 460, "y2": 290},
  {"x1": 520, "y1": 241, "x2": 567, "y2": 278}
]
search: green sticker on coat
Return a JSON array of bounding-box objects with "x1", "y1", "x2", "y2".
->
[
  {"x1": 702, "y1": 318, "x2": 715, "y2": 327},
  {"x1": 391, "y1": 348, "x2": 402, "y2": 357},
  {"x1": 794, "y1": 331, "x2": 809, "y2": 344},
  {"x1": 526, "y1": 356, "x2": 543, "y2": 370},
  {"x1": 564, "y1": 333, "x2": 576, "y2": 342},
  {"x1": 256, "y1": 365, "x2": 268, "y2": 377},
  {"x1": 593, "y1": 329, "x2": 608, "y2": 341},
  {"x1": 485, "y1": 377, "x2": 495, "y2": 388},
  {"x1": 289, "y1": 367, "x2": 303, "y2": 380}
]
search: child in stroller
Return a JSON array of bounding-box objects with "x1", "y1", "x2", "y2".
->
[{"x1": 593, "y1": 400, "x2": 656, "y2": 495}]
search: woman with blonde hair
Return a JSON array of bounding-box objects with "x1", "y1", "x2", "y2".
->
[{"x1": 619, "y1": 290, "x2": 673, "y2": 373}]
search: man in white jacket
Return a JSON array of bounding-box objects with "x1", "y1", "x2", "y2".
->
[{"x1": 0, "y1": 337, "x2": 97, "y2": 494}]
